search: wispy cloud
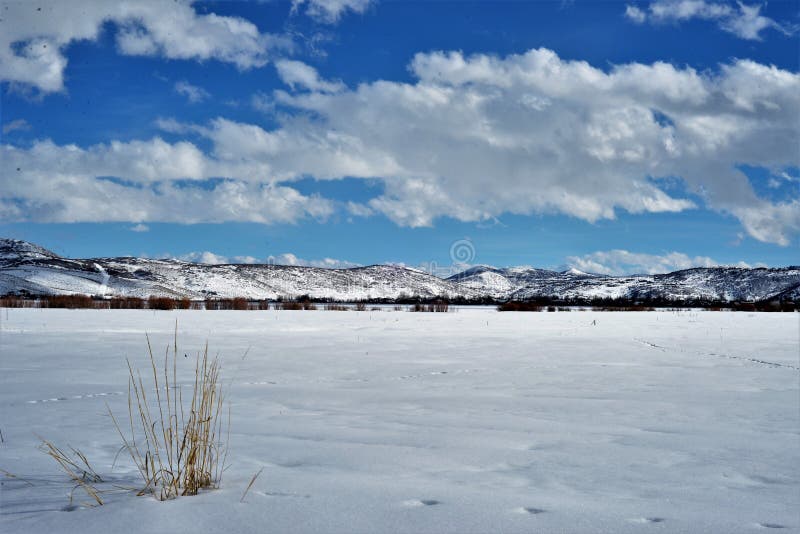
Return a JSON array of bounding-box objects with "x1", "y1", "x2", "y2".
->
[
  {"x1": 625, "y1": 1, "x2": 795, "y2": 40},
  {"x1": 130, "y1": 223, "x2": 149, "y2": 232},
  {"x1": 2, "y1": 119, "x2": 31, "y2": 134},
  {"x1": 174, "y1": 81, "x2": 210, "y2": 103},
  {"x1": 275, "y1": 60, "x2": 344, "y2": 93},
  {"x1": 291, "y1": 0, "x2": 372, "y2": 24}
]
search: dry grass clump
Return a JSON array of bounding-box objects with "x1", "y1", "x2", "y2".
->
[
  {"x1": 39, "y1": 439, "x2": 104, "y2": 506},
  {"x1": 108, "y1": 331, "x2": 229, "y2": 500},
  {"x1": 37, "y1": 328, "x2": 230, "y2": 505}
]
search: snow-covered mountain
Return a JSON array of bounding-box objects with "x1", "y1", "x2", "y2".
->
[
  {"x1": 1, "y1": 238, "x2": 798, "y2": 302},
  {"x1": 0, "y1": 239, "x2": 474, "y2": 300},
  {"x1": 447, "y1": 265, "x2": 800, "y2": 302}
]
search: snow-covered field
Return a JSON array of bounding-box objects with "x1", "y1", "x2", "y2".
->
[{"x1": 1, "y1": 308, "x2": 798, "y2": 533}]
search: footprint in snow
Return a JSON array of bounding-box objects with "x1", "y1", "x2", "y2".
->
[
  {"x1": 514, "y1": 507, "x2": 546, "y2": 515},
  {"x1": 402, "y1": 499, "x2": 440, "y2": 507}
]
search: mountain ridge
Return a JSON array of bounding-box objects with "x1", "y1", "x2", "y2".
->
[{"x1": 1, "y1": 238, "x2": 798, "y2": 303}]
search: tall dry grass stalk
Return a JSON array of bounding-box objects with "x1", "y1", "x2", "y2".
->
[
  {"x1": 108, "y1": 327, "x2": 229, "y2": 500},
  {"x1": 38, "y1": 438, "x2": 104, "y2": 506}
]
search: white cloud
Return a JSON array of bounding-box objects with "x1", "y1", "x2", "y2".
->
[
  {"x1": 178, "y1": 251, "x2": 231, "y2": 264},
  {"x1": 2, "y1": 119, "x2": 32, "y2": 134},
  {"x1": 1, "y1": 50, "x2": 798, "y2": 245},
  {"x1": 250, "y1": 92, "x2": 275, "y2": 113},
  {"x1": 345, "y1": 201, "x2": 374, "y2": 217},
  {"x1": 275, "y1": 60, "x2": 344, "y2": 93},
  {"x1": 165, "y1": 251, "x2": 357, "y2": 267},
  {"x1": 265, "y1": 52, "x2": 798, "y2": 243},
  {"x1": 625, "y1": 1, "x2": 794, "y2": 40},
  {"x1": 566, "y1": 250, "x2": 759, "y2": 275},
  {"x1": 130, "y1": 223, "x2": 149, "y2": 232},
  {"x1": 0, "y1": 136, "x2": 335, "y2": 224},
  {"x1": 0, "y1": 1, "x2": 284, "y2": 93},
  {"x1": 174, "y1": 80, "x2": 210, "y2": 103},
  {"x1": 291, "y1": 0, "x2": 372, "y2": 23},
  {"x1": 625, "y1": 5, "x2": 647, "y2": 23},
  {"x1": 267, "y1": 252, "x2": 361, "y2": 268}
]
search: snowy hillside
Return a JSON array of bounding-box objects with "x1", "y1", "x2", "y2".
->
[
  {"x1": 0, "y1": 239, "x2": 475, "y2": 300},
  {"x1": 1, "y1": 238, "x2": 798, "y2": 302},
  {"x1": 449, "y1": 265, "x2": 800, "y2": 302}
]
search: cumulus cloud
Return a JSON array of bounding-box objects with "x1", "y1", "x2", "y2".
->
[
  {"x1": 625, "y1": 1, "x2": 794, "y2": 40},
  {"x1": 567, "y1": 250, "x2": 759, "y2": 275},
  {"x1": 2, "y1": 119, "x2": 32, "y2": 134},
  {"x1": 267, "y1": 52, "x2": 798, "y2": 243},
  {"x1": 0, "y1": 136, "x2": 335, "y2": 224},
  {"x1": 267, "y1": 252, "x2": 361, "y2": 268},
  {"x1": 0, "y1": 1, "x2": 284, "y2": 93},
  {"x1": 174, "y1": 80, "x2": 210, "y2": 103},
  {"x1": 1, "y1": 49, "x2": 798, "y2": 245},
  {"x1": 291, "y1": 0, "x2": 372, "y2": 23}
]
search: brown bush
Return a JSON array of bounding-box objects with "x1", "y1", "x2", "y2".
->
[
  {"x1": 110, "y1": 297, "x2": 145, "y2": 309},
  {"x1": 45, "y1": 295, "x2": 95, "y2": 309},
  {"x1": 410, "y1": 300, "x2": 449, "y2": 312},
  {"x1": 0, "y1": 296, "x2": 33, "y2": 308},
  {"x1": 497, "y1": 301, "x2": 542, "y2": 312},
  {"x1": 148, "y1": 296, "x2": 176, "y2": 310}
]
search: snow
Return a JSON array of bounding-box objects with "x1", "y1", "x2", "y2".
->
[
  {"x1": 1, "y1": 308, "x2": 798, "y2": 533},
  {"x1": 3, "y1": 239, "x2": 800, "y2": 301}
]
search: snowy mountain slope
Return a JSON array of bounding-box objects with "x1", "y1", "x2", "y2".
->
[
  {"x1": 448, "y1": 264, "x2": 800, "y2": 302},
  {"x1": 1, "y1": 238, "x2": 798, "y2": 301},
  {"x1": 0, "y1": 239, "x2": 475, "y2": 300}
]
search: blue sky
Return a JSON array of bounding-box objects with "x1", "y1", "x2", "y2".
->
[{"x1": 1, "y1": 0, "x2": 798, "y2": 275}]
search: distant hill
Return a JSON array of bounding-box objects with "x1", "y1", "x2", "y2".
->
[{"x1": 2, "y1": 238, "x2": 798, "y2": 303}]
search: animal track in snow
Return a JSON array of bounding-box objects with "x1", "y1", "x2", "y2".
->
[
  {"x1": 26, "y1": 391, "x2": 123, "y2": 404},
  {"x1": 634, "y1": 338, "x2": 799, "y2": 370},
  {"x1": 629, "y1": 517, "x2": 665, "y2": 524},
  {"x1": 395, "y1": 369, "x2": 481, "y2": 380}
]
